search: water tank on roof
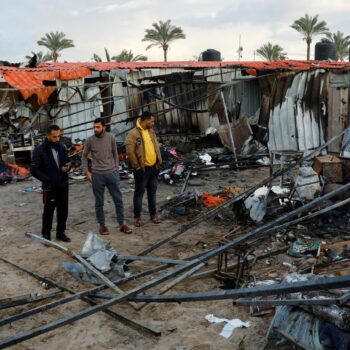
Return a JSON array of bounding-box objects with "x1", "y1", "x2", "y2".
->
[
  {"x1": 201, "y1": 49, "x2": 221, "y2": 61},
  {"x1": 315, "y1": 40, "x2": 336, "y2": 61}
]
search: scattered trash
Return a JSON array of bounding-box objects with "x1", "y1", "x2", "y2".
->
[
  {"x1": 23, "y1": 185, "x2": 42, "y2": 193},
  {"x1": 202, "y1": 193, "x2": 226, "y2": 207},
  {"x1": 287, "y1": 239, "x2": 320, "y2": 257},
  {"x1": 205, "y1": 314, "x2": 251, "y2": 339},
  {"x1": 61, "y1": 232, "x2": 127, "y2": 284},
  {"x1": 244, "y1": 186, "x2": 270, "y2": 223},
  {"x1": 199, "y1": 153, "x2": 214, "y2": 165}
]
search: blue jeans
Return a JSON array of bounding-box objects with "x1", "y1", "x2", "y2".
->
[
  {"x1": 92, "y1": 171, "x2": 124, "y2": 225},
  {"x1": 133, "y1": 166, "x2": 158, "y2": 218}
]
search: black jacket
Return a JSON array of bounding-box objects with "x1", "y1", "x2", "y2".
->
[{"x1": 30, "y1": 139, "x2": 69, "y2": 190}]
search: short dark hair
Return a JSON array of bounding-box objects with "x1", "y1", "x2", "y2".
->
[
  {"x1": 140, "y1": 111, "x2": 153, "y2": 121},
  {"x1": 47, "y1": 125, "x2": 60, "y2": 134},
  {"x1": 94, "y1": 118, "x2": 106, "y2": 126}
]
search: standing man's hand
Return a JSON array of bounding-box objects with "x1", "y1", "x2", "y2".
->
[
  {"x1": 86, "y1": 171, "x2": 93, "y2": 183},
  {"x1": 61, "y1": 162, "x2": 71, "y2": 173}
]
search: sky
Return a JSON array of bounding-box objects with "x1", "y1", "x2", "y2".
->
[{"x1": 0, "y1": 0, "x2": 350, "y2": 63}]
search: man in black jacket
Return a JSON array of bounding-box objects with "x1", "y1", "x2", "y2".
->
[{"x1": 30, "y1": 125, "x2": 71, "y2": 242}]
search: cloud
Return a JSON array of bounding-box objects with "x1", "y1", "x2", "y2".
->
[{"x1": 0, "y1": 0, "x2": 350, "y2": 62}]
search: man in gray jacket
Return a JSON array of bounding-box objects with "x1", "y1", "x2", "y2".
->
[{"x1": 82, "y1": 118, "x2": 132, "y2": 235}]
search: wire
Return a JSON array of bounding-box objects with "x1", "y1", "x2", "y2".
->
[
  {"x1": 50, "y1": 67, "x2": 244, "y2": 121},
  {"x1": 60, "y1": 79, "x2": 235, "y2": 137},
  {"x1": 59, "y1": 82, "x2": 219, "y2": 131}
]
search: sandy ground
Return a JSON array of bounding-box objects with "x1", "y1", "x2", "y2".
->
[{"x1": 0, "y1": 167, "x2": 280, "y2": 350}]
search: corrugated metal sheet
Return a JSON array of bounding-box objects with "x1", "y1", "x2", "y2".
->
[
  {"x1": 328, "y1": 72, "x2": 350, "y2": 152},
  {"x1": 0, "y1": 67, "x2": 91, "y2": 104},
  {"x1": 54, "y1": 101, "x2": 100, "y2": 141},
  {"x1": 111, "y1": 74, "x2": 133, "y2": 142},
  {"x1": 51, "y1": 78, "x2": 100, "y2": 141},
  {"x1": 268, "y1": 70, "x2": 326, "y2": 151}
]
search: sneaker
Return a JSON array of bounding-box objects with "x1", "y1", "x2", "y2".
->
[
  {"x1": 56, "y1": 233, "x2": 71, "y2": 242},
  {"x1": 151, "y1": 214, "x2": 160, "y2": 224},
  {"x1": 135, "y1": 217, "x2": 142, "y2": 227},
  {"x1": 99, "y1": 224, "x2": 110, "y2": 235}
]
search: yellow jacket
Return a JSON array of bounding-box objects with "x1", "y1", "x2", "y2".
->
[{"x1": 125, "y1": 119, "x2": 162, "y2": 170}]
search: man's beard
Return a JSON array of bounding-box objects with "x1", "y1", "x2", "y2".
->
[{"x1": 94, "y1": 130, "x2": 103, "y2": 137}]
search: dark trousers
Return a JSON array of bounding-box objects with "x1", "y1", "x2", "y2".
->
[
  {"x1": 92, "y1": 171, "x2": 124, "y2": 225},
  {"x1": 133, "y1": 166, "x2": 158, "y2": 218},
  {"x1": 42, "y1": 186, "x2": 69, "y2": 238}
]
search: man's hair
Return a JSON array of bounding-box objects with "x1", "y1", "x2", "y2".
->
[
  {"x1": 140, "y1": 111, "x2": 153, "y2": 121},
  {"x1": 94, "y1": 118, "x2": 106, "y2": 126},
  {"x1": 47, "y1": 125, "x2": 60, "y2": 134}
]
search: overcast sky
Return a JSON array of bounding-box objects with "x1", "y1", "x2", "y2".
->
[{"x1": 1, "y1": 0, "x2": 350, "y2": 62}]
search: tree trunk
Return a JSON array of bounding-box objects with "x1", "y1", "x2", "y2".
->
[
  {"x1": 306, "y1": 38, "x2": 311, "y2": 60},
  {"x1": 163, "y1": 48, "x2": 167, "y2": 62}
]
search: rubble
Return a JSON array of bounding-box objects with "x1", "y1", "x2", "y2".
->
[{"x1": 2, "y1": 61, "x2": 350, "y2": 349}]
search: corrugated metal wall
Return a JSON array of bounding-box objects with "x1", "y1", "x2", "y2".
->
[
  {"x1": 268, "y1": 70, "x2": 327, "y2": 152},
  {"x1": 54, "y1": 78, "x2": 101, "y2": 141}
]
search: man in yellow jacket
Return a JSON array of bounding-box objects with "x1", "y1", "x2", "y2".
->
[{"x1": 125, "y1": 111, "x2": 162, "y2": 227}]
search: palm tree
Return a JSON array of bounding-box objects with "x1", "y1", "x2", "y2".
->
[
  {"x1": 91, "y1": 49, "x2": 111, "y2": 62},
  {"x1": 91, "y1": 53, "x2": 102, "y2": 62},
  {"x1": 37, "y1": 31, "x2": 74, "y2": 62},
  {"x1": 25, "y1": 51, "x2": 52, "y2": 64},
  {"x1": 256, "y1": 42, "x2": 287, "y2": 61},
  {"x1": 323, "y1": 31, "x2": 350, "y2": 61},
  {"x1": 104, "y1": 48, "x2": 111, "y2": 62},
  {"x1": 291, "y1": 14, "x2": 329, "y2": 60},
  {"x1": 142, "y1": 19, "x2": 186, "y2": 61},
  {"x1": 112, "y1": 50, "x2": 147, "y2": 62}
]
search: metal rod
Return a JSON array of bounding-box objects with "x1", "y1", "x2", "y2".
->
[
  {"x1": 135, "y1": 263, "x2": 204, "y2": 311},
  {"x1": 0, "y1": 291, "x2": 62, "y2": 310},
  {"x1": 25, "y1": 232, "x2": 138, "y2": 309},
  {"x1": 116, "y1": 255, "x2": 188, "y2": 266},
  {"x1": 0, "y1": 258, "x2": 198, "y2": 348},
  {"x1": 220, "y1": 90, "x2": 238, "y2": 166},
  {"x1": 181, "y1": 166, "x2": 192, "y2": 194},
  {"x1": 0, "y1": 257, "x2": 161, "y2": 337},
  {"x1": 129, "y1": 274, "x2": 350, "y2": 303},
  {"x1": 234, "y1": 297, "x2": 340, "y2": 306}
]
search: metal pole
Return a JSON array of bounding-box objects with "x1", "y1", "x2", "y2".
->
[
  {"x1": 130, "y1": 274, "x2": 350, "y2": 303},
  {"x1": 0, "y1": 257, "x2": 161, "y2": 337},
  {"x1": 220, "y1": 90, "x2": 238, "y2": 166},
  {"x1": 25, "y1": 232, "x2": 138, "y2": 310}
]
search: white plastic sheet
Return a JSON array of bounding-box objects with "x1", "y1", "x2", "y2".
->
[{"x1": 205, "y1": 314, "x2": 251, "y2": 339}]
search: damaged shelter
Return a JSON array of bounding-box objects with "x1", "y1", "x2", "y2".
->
[
  {"x1": 1, "y1": 59, "x2": 350, "y2": 161},
  {"x1": 3, "y1": 60, "x2": 350, "y2": 349}
]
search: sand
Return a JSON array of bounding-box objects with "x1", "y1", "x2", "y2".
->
[{"x1": 0, "y1": 167, "x2": 274, "y2": 350}]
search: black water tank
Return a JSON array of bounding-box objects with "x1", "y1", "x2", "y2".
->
[
  {"x1": 201, "y1": 49, "x2": 221, "y2": 61},
  {"x1": 315, "y1": 40, "x2": 336, "y2": 60}
]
